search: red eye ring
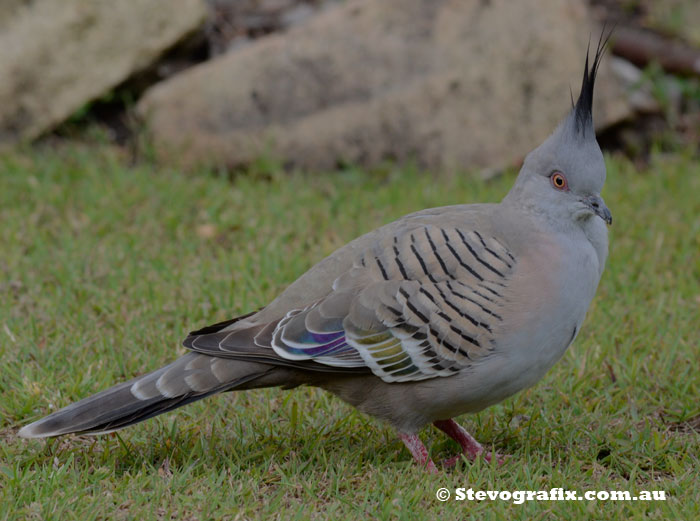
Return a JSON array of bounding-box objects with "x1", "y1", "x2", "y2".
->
[{"x1": 550, "y1": 172, "x2": 568, "y2": 191}]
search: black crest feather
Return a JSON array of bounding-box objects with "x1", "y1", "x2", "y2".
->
[{"x1": 573, "y1": 27, "x2": 613, "y2": 136}]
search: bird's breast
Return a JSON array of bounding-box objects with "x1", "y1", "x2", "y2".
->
[{"x1": 463, "y1": 232, "x2": 600, "y2": 399}]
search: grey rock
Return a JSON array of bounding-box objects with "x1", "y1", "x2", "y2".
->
[
  {"x1": 609, "y1": 57, "x2": 659, "y2": 114},
  {"x1": 0, "y1": 0, "x2": 207, "y2": 145},
  {"x1": 138, "y1": 0, "x2": 632, "y2": 172}
]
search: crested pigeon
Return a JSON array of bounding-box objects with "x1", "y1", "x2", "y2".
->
[{"x1": 19, "y1": 38, "x2": 613, "y2": 472}]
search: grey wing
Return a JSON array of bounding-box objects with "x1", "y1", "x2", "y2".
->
[{"x1": 184, "y1": 224, "x2": 516, "y2": 383}]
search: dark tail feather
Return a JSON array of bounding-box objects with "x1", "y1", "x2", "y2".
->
[{"x1": 18, "y1": 353, "x2": 274, "y2": 438}]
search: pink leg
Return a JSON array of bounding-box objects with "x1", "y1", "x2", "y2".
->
[
  {"x1": 398, "y1": 432, "x2": 438, "y2": 473},
  {"x1": 433, "y1": 419, "x2": 506, "y2": 467}
]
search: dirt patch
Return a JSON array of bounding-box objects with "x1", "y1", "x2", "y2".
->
[{"x1": 666, "y1": 413, "x2": 700, "y2": 433}]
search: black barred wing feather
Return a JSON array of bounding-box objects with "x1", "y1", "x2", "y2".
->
[{"x1": 268, "y1": 225, "x2": 516, "y2": 382}]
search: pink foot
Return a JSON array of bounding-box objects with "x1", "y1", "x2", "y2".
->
[
  {"x1": 433, "y1": 419, "x2": 507, "y2": 466},
  {"x1": 398, "y1": 432, "x2": 438, "y2": 474}
]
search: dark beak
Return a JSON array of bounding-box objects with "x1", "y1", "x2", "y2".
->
[{"x1": 584, "y1": 195, "x2": 612, "y2": 225}]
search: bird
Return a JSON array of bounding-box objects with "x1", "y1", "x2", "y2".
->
[{"x1": 18, "y1": 37, "x2": 613, "y2": 473}]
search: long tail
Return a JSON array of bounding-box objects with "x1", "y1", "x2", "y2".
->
[{"x1": 18, "y1": 353, "x2": 283, "y2": 438}]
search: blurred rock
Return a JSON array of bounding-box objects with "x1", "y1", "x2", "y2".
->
[
  {"x1": 609, "y1": 58, "x2": 659, "y2": 113},
  {"x1": 0, "y1": 1, "x2": 27, "y2": 27},
  {"x1": 138, "y1": 0, "x2": 633, "y2": 172},
  {"x1": 281, "y1": 3, "x2": 317, "y2": 28},
  {"x1": 0, "y1": 0, "x2": 207, "y2": 145}
]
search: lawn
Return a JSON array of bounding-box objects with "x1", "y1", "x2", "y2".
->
[{"x1": 1, "y1": 143, "x2": 698, "y2": 520}]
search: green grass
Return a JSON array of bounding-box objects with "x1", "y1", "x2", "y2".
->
[{"x1": 1, "y1": 143, "x2": 698, "y2": 520}]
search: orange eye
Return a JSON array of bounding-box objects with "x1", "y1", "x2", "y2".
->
[{"x1": 551, "y1": 172, "x2": 568, "y2": 191}]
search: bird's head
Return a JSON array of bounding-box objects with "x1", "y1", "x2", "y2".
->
[{"x1": 505, "y1": 33, "x2": 612, "y2": 228}]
